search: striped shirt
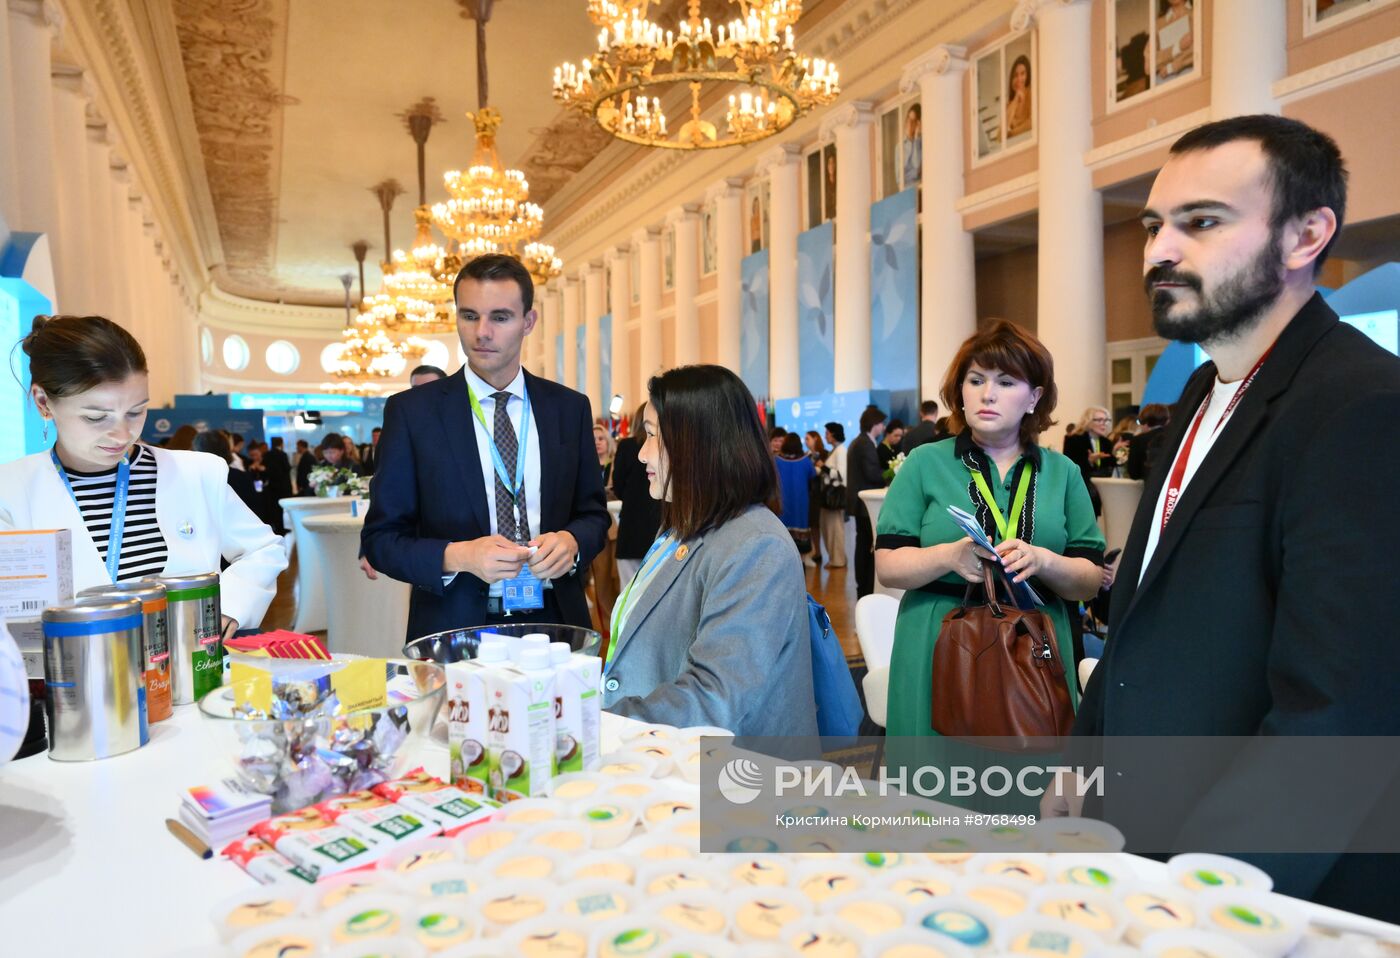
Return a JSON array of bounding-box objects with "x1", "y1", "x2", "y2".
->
[{"x1": 64, "y1": 444, "x2": 168, "y2": 581}]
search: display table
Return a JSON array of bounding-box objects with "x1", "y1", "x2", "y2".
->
[
  {"x1": 278, "y1": 496, "x2": 362, "y2": 634},
  {"x1": 0, "y1": 700, "x2": 650, "y2": 956},
  {"x1": 302, "y1": 512, "x2": 409, "y2": 657},
  {"x1": 858, "y1": 489, "x2": 906, "y2": 601},
  {"x1": 1092, "y1": 476, "x2": 1145, "y2": 555}
]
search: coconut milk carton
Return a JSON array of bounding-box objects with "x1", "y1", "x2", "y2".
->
[
  {"x1": 548, "y1": 642, "x2": 602, "y2": 775},
  {"x1": 485, "y1": 645, "x2": 557, "y2": 801},
  {"x1": 447, "y1": 642, "x2": 507, "y2": 795}
]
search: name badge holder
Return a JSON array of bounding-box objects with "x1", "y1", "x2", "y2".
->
[{"x1": 501, "y1": 542, "x2": 545, "y2": 614}]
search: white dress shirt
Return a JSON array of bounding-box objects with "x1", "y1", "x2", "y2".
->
[{"x1": 463, "y1": 363, "x2": 543, "y2": 597}]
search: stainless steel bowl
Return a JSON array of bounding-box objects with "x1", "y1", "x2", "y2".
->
[{"x1": 403, "y1": 623, "x2": 602, "y2": 664}]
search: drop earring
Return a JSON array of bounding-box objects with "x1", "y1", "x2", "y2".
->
[{"x1": 42, "y1": 418, "x2": 49, "y2": 442}]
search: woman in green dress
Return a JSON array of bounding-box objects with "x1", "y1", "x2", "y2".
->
[{"x1": 875, "y1": 320, "x2": 1105, "y2": 737}]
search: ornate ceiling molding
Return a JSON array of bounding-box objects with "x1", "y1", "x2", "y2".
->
[{"x1": 900, "y1": 44, "x2": 969, "y2": 95}]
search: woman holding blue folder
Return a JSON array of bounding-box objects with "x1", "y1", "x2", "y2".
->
[{"x1": 874, "y1": 320, "x2": 1104, "y2": 737}]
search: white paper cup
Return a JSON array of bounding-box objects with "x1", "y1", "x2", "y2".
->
[
  {"x1": 377, "y1": 837, "x2": 462, "y2": 876},
  {"x1": 1142, "y1": 928, "x2": 1259, "y2": 958},
  {"x1": 636, "y1": 859, "x2": 728, "y2": 897},
  {"x1": 302, "y1": 873, "x2": 394, "y2": 916},
  {"x1": 620, "y1": 723, "x2": 681, "y2": 745},
  {"x1": 995, "y1": 914, "x2": 1099, "y2": 956},
  {"x1": 570, "y1": 795, "x2": 642, "y2": 849},
  {"x1": 477, "y1": 845, "x2": 565, "y2": 882},
  {"x1": 406, "y1": 900, "x2": 478, "y2": 953},
  {"x1": 456, "y1": 822, "x2": 526, "y2": 863},
  {"x1": 565, "y1": 850, "x2": 639, "y2": 886},
  {"x1": 1167, "y1": 853, "x2": 1274, "y2": 894},
  {"x1": 390, "y1": 865, "x2": 480, "y2": 904},
  {"x1": 639, "y1": 786, "x2": 701, "y2": 833},
  {"x1": 556, "y1": 879, "x2": 636, "y2": 924},
  {"x1": 972, "y1": 852, "x2": 1051, "y2": 884},
  {"x1": 1193, "y1": 888, "x2": 1305, "y2": 957},
  {"x1": 627, "y1": 742, "x2": 677, "y2": 777},
  {"x1": 1117, "y1": 881, "x2": 1198, "y2": 945},
  {"x1": 228, "y1": 920, "x2": 321, "y2": 958},
  {"x1": 725, "y1": 854, "x2": 793, "y2": 888},
  {"x1": 868, "y1": 927, "x2": 977, "y2": 958},
  {"x1": 476, "y1": 880, "x2": 556, "y2": 936},
  {"x1": 590, "y1": 916, "x2": 676, "y2": 957},
  {"x1": 601, "y1": 775, "x2": 660, "y2": 803},
  {"x1": 1050, "y1": 853, "x2": 1137, "y2": 892},
  {"x1": 875, "y1": 864, "x2": 961, "y2": 905},
  {"x1": 213, "y1": 885, "x2": 310, "y2": 941},
  {"x1": 321, "y1": 897, "x2": 416, "y2": 946},
  {"x1": 494, "y1": 797, "x2": 569, "y2": 827},
  {"x1": 792, "y1": 859, "x2": 867, "y2": 905},
  {"x1": 498, "y1": 916, "x2": 593, "y2": 958},
  {"x1": 728, "y1": 886, "x2": 815, "y2": 944},
  {"x1": 907, "y1": 895, "x2": 1001, "y2": 951},
  {"x1": 518, "y1": 819, "x2": 593, "y2": 856},
  {"x1": 1028, "y1": 885, "x2": 1128, "y2": 943},
  {"x1": 819, "y1": 888, "x2": 912, "y2": 938},
  {"x1": 650, "y1": 888, "x2": 730, "y2": 937},
  {"x1": 595, "y1": 750, "x2": 661, "y2": 779},
  {"x1": 325, "y1": 937, "x2": 427, "y2": 958},
  {"x1": 956, "y1": 874, "x2": 1035, "y2": 918},
  {"x1": 782, "y1": 915, "x2": 867, "y2": 958},
  {"x1": 1031, "y1": 817, "x2": 1126, "y2": 854},
  {"x1": 547, "y1": 771, "x2": 608, "y2": 802}
]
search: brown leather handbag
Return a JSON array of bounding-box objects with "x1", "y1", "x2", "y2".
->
[{"x1": 931, "y1": 559, "x2": 1074, "y2": 740}]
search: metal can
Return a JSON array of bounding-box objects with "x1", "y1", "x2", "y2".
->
[
  {"x1": 42, "y1": 596, "x2": 147, "y2": 761},
  {"x1": 159, "y1": 571, "x2": 223, "y2": 705},
  {"x1": 78, "y1": 580, "x2": 173, "y2": 723}
]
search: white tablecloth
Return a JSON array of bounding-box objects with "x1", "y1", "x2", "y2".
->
[
  {"x1": 302, "y1": 512, "x2": 409, "y2": 657},
  {"x1": 859, "y1": 489, "x2": 906, "y2": 601},
  {"x1": 278, "y1": 496, "x2": 362, "y2": 634},
  {"x1": 0, "y1": 701, "x2": 648, "y2": 956}
]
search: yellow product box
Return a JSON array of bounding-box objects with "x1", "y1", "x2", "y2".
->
[{"x1": 0, "y1": 529, "x2": 73, "y2": 618}]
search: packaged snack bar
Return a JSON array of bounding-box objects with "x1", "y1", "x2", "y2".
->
[
  {"x1": 372, "y1": 767, "x2": 501, "y2": 835},
  {"x1": 314, "y1": 789, "x2": 442, "y2": 846},
  {"x1": 249, "y1": 806, "x2": 383, "y2": 879},
  {"x1": 222, "y1": 834, "x2": 316, "y2": 885}
]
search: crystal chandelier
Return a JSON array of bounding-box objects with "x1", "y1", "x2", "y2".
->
[
  {"x1": 430, "y1": 108, "x2": 563, "y2": 287},
  {"x1": 327, "y1": 274, "x2": 408, "y2": 384},
  {"x1": 553, "y1": 0, "x2": 840, "y2": 151},
  {"x1": 382, "y1": 207, "x2": 458, "y2": 334}
]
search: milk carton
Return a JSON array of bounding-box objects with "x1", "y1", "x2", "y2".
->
[
  {"x1": 447, "y1": 639, "x2": 508, "y2": 794},
  {"x1": 549, "y1": 641, "x2": 602, "y2": 774},
  {"x1": 485, "y1": 646, "x2": 557, "y2": 801}
]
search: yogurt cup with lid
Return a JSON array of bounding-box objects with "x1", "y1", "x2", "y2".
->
[
  {"x1": 476, "y1": 844, "x2": 564, "y2": 882},
  {"x1": 589, "y1": 916, "x2": 675, "y2": 957},
  {"x1": 407, "y1": 900, "x2": 477, "y2": 953},
  {"x1": 1167, "y1": 853, "x2": 1274, "y2": 894},
  {"x1": 957, "y1": 874, "x2": 1034, "y2": 918},
  {"x1": 911, "y1": 895, "x2": 1001, "y2": 951},
  {"x1": 630, "y1": 828, "x2": 701, "y2": 862},
  {"x1": 456, "y1": 822, "x2": 526, "y2": 863},
  {"x1": 476, "y1": 880, "x2": 556, "y2": 936},
  {"x1": 390, "y1": 865, "x2": 479, "y2": 904},
  {"x1": 792, "y1": 859, "x2": 867, "y2": 905},
  {"x1": 557, "y1": 880, "x2": 635, "y2": 924},
  {"x1": 494, "y1": 796, "x2": 569, "y2": 827},
  {"x1": 996, "y1": 914, "x2": 1099, "y2": 957},
  {"x1": 728, "y1": 886, "x2": 815, "y2": 943},
  {"x1": 1142, "y1": 928, "x2": 1260, "y2": 958},
  {"x1": 325, "y1": 937, "x2": 427, "y2": 958},
  {"x1": 818, "y1": 888, "x2": 912, "y2": 938},
  {"x1": 322, "y1": 896, "x2": 414, "y2": 945},
  {"x1": 302, "y1": 873, "x2": 392, "y2": 916},
  {"x1": 1117, "y1": 881, "x2": 1197, "y2": 945},
  {"x1": 499, "y1": 916, "x2": 593, "y2": 958},
  {"x1": 636, "y1": 859, "x2": 727, "y2": 896},
  {"x1": 213, "y1": 885, "x2": 309, "y2": 940},
  {"x1": 869, "y1": 928, "x2": 977, "y2": 958},
  {"x1": 975, "y1": 852, "x2": 1051, "y2": 885},
  {"x1": 1031, "y1": 817, "x2": 1125, "y2": 854},
  {"x1": 518, "y1": 818, "x2": 593, "y2": 855},
  {"x1": 1193, "y1": 887, "x2": 1305, "y2": 957},
  {"x1": 620, "y1": 723, "x2": 680, "y2": 744},
  {"x1": 228, "y1": 920, "x2": 321, "y2": 958},
  {"x1": 651, "y1": 888, "x2": 730, "y2": 937},
  {"x1": 876, "y1": 864, "x2": 961, "y2": 905},
  {"x1": 727, "y1": 854, "x2": 791, "y2": 888},
  {"x1": 783, "y1": 915, "x2": 867, "y2": 958},
  {"x1": 565, "y1": 850, "x2": 638, "y2": 885},
  {"x1": 1028, "y1": 885, "x2": 1127, "y2": 942},
  {"x1": 547, "y1": 771, "x2": 608, "y2": 803},
  {"x1": 377, "y1": 838, "x2": 461, "y2": 875},
  {"x1": 571, "y1": 794, "x2": 642, "y2": 849},
  {"x1": 595, "y1": 750, "x2": 661, "y2": 779},
  {"x1": 1050, "y1": 853, "x2": 1135, "y2": 891}
]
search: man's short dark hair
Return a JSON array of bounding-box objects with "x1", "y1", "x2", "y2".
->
[
  {"x1": 271, "y1": 437, "x2": 283, "y2": 449},
  {"x1": 824, "y1": 421, "x2": 845, "y2": 443},
  {"x1": 887, "y1": 418, "x2": 905, "y2": 434},
  {"x1": 1169, "y1": 114, "x2": 1348, "y2": 272},
  {"x1": 453, "y1": 253, "x2": 535, "y2": 313},
  {"x1": 371, "y1": 427, "x2": 382, "y2": 435},
  {"x1": 768, "y1": 426, "x2": 787, "y2": 440},
  {"x1": 860, "y1": 407, "x2": 887, "y2": 435},
  {"x1": 296, "y1": 439, "x2": 309, "y2": 449},
  {"x1": 230, "y1": 433, "x2": 243, "y2": 445},
  {"x1": 410, "y1": 364, "x2": 448, "y2": 382},
  {"x1": 920, "y1": 400, "x2": 939, "y2": 417}
]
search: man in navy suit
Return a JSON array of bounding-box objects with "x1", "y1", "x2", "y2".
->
[{"x1": 362, "y1": 254, "x2": 609, "y2": 639}]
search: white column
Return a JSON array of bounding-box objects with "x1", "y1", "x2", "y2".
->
[
  {"x1": 107, "y1": 159, "x2": 135, "y2": 328},
  {"x1": 1026, "y1": 0, "x2": 1106, "y2": 423},
  {"x1": 822, "y1": 102, "x2": 875, "y2": 393},
  {"x1": 0, "y1": 2, "x2": 22, "y2": 228},
  {"x1": 634, "y1": 226, "x2": 662, "y2": 383},
  {"x1": 560, "y1": 276, "x2": 581, "y2": 390},
  {"x1": 708, "y1": 177, "x2": 744, "y2": 374},
  {"x1": 84, "y1": 119, "x2": 117, "y2": 317},
  {"x1": 6, "y1": 0, "x2": 60, "y2": 237},
  {"x1": 759, "y1": 144, "x2": 801, "y2": 400},
  {"x1": 50, "y1": 62, "x2": 92, "y2": 314},
  {"x1": 582, "y1": 261, "x2": 605, "y2": 414},
  {"x1": 124, "y1": 190, "x2": 149, "y2": 343},
  {"x1": 903, "y1": 45, "x2": 976, "y2": 402},
  {"x1": 1211, "y1": 0, "x2": 1285, "y2": 118},
  {"x1": 669, "y1": 205, "x2": 700, "y2": 367},
  {"x1": 540, "y1": 286, "x2": 561, "y2": 381},
  {"x1": 606, "y1": 245, "x2": 632, "y2": 412}
]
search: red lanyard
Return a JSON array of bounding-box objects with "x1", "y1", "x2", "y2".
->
[{"x1": 1159, "y1": 347, "x2": 1272, "y2": 532}]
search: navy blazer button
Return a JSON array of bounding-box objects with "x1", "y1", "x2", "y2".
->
[{"x1": 604, "y1": 678, "x2": 620, "y2": 692}]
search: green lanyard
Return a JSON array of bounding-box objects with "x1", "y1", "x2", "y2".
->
[
  {"x1": 465, "y1": 381, "x2": 531, "y2": 505},
  {"x1": 968, "y1": 461, "x2": 1031, "y2": 542}
]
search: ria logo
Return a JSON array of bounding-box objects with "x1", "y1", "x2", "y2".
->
[{"x1": 717, "y1": 757, "x2": 765, "y2": 805}]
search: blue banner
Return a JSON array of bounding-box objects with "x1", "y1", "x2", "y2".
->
[
  {"x1": 142, "y1": 408, "x2": 266, "y2": 445},
  {"x1": 870, "y1": 188, "x2": 920, "y2": 424},
  {"x1": 576, "y1": 324, "x2": 586, "y2": 391},
  {"x1": 775, "y1": 389, "x2": 892, "y2": 453},
  {"x1": 740, "y1": 251, "x2": 770, "y2": 398},
  {"x1": 0, "y1": 276, "x2": 50, "y2": 463},
  {"x1": 600, "y1": 313, "x2": 613, "y2": 406},
  {"x1": 797, "y1": 222, "x2": 835, "y2": 397}
]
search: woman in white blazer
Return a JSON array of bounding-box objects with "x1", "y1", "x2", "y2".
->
[{"x1": 0, "y1": 316, "x2": 286, "y2": 632}]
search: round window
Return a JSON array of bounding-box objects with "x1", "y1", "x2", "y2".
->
[
  {"x1": 265, "y1": 340, "x2": 300, "y2": 375},
  {"x1": 222, "y1": 334, "x2": 249, "y2": 371}
]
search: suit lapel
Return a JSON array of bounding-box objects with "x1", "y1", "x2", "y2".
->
[
  {"x1": 611, "y1": 534, "x2": 705, "y2": 664},
  {"x1": 438, "y1": 370, "x2": 491, "y2": 535},
  {"x1": 525, "y1": 370, "x2": 560, "y2": 533}
]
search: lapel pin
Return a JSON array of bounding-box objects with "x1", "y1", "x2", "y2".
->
[
  {"x1": 675, "y1": 544, "x2": 689, "y2": 561},
  {"x1": 178, "y1": 522, "x2": 195, "y2": 539}
]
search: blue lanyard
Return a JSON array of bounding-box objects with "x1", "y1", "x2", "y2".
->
[
  {"x1": 606, "y1": 532, "x2": 681, "y2": 673},
  {"x1": 52, "y1": 446, "x2": 131, "y2": 582},
  {"x1": 466, "y1": 382, "x2": 531, "y2": 508}
]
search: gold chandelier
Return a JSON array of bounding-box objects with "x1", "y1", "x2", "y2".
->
[
  {"x1": 430, "y1": 108, "x2": 563, "y2": 287},
  {"x1": 382, "y1": 207, "x2": 458, "y2": 334},
  {"x1": 552, "y1": 0, "x2": 839, "y2": 150}
]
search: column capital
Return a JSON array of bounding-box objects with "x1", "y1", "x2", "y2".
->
[
  {"x1": 705, "y1": 176, "x2": 745, "y2": 204},
  {"x1": 631, "y1": 225, "x2": 661, "y2": 247},
  {"x1": 818, "y1": 100, "x2": 875, "y2": 141},
  {"x1": 665, "y1": 203, "x2": 701, "y2": 226},
  {"x1": 900, "y1": 45, "x2": 968, "y2": 93},
  {"x1": 560, "y1": 274, "x2": 580, "y2": 290},
  {"x1": 51, "y1": 62, "x2": 86, "y2": 94},
  {"x1": 756, "y1": 142, "x2": 802, "y2": 176},
  {"x1": 606, "y1": 245, "x2": 630, "y2": 267},
  {"x1": 110, "y1": 158, "x2": 131, "y2": 181},
  {"x1": 1011, "y1": 0, "x2": 1089, "y2": 31},
  {"x1": 9, "y1": 0, "x2": 61, "y2": 29},
  {"x1": 583, "y1": 260, "x2": 605, "y2": 277}
]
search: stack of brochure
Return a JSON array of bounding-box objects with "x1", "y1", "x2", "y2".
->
[{"x1": 179, "y1": 778, "x2": 272, "y2": 848}]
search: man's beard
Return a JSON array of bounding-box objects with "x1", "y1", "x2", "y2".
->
[{"x1": 1146, "y1": 234, "x2": 1285, "y2": 345}]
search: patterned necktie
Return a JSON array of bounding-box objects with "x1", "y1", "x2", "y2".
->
[{"x1": 492, "y1": 391, "x2": 528, "y2": 541}]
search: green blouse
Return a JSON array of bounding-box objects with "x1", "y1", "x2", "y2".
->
[{"x1": 875, "y1": 433, "x2": 1105, "y2": 737}]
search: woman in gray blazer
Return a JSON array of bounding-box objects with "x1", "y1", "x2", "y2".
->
[{"x1": 602, "y1": 365, "x2": 818, "y2": 737}]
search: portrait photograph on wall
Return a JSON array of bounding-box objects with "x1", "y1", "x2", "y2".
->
[
  {"x1": 745, "y1": 178, "x2": 770, "y2": 253},
  {"x1": 702, "y1": 203, "x2": 716, "y2": 275},
  {"x1": 974, "y1": 30, "x2": 1037, "y2": 160},
  {"x1": 900, "y1": 99, "x2": 922, "y2": 190},
  {"x1": 805, "y1": 149, "x2": 822, "y2": 229},
  {"x1": 663, "y1": 226, "x2": 675, "y2": 290},
  {"x1": 1004, "y1": 32, "x2": 1034, "y2": 147},
  {"x1": 1112, "y1": 0, "x2": 1197, "y2": 106},
  {"x1": 879, "y1": 103, "x2": 900, "y2": 198},
  {"x1": 974, "y1": 45, "x2": 1003, "y2": 158},
  {"x1": 1310, "y1": 0, "x2": 1385, "y2": 28},
  {"x1": 822, "y1": 143, "x2": 837, "y2": 222}
]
